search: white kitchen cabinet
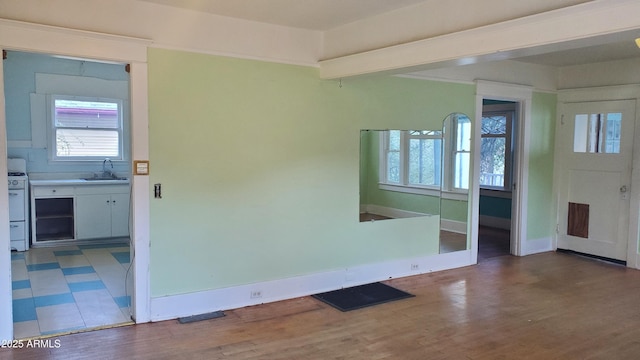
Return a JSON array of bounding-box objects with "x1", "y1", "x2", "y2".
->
[
  {"x1": 30, "y1": 185, "x2": 76, "y2": 245},
  {"x1": 76, "y1": 185, "x2": 130, "y2": 240},
  {"x1": 76, "y1": 194, "x2": 112, "y2": 239},
  {"x1": 110, "y1": 193, "x2": 130, "y2": 237},
  {"x1": 30, "y1": 180, "x2": 130, "y2": 245}
]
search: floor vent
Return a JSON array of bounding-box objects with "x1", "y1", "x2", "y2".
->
[{"x1": 178, "y1": 311, "x2": 225, "y2": 324}]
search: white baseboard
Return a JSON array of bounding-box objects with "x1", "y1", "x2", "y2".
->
[
  {"x1": 479, "y1": 215, "x2": 511, "y2": 230},
  {"x1": 361, "y1": 204, "x2": 464, "y2": 234},
  {"x1": 522, "y1": 236, "x2": 553, "y2": 256},
  {"x1": 150, "y1": 250, "x2": 473, "y2": 322},
  {"x1": 440, "y1": 219, "x2": 467, "y2": 234}
]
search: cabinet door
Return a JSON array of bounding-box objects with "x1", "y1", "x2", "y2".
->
[
  {"x1": 110, "y1": 193, "x2": 130, "y2": 238},
  {"x1": 76, "y1": 195, "x2": 112, "y2": 239}
]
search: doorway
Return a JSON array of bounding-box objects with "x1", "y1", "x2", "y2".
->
[
  {"x1": 473, "y1": 81, "x2": 533, "y2": 263},
  {"x1": 478, "y1": 100, "x2": 517, "y2": 261},
  {"x1": 0, "y1": 21, "x2": 151, "y2": 341},
  {"x1": 4, "y1": 50, "x2": 134, "y2": 338}
]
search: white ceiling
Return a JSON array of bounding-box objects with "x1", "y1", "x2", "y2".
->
[
  {"x1": 139, "y1": 0, "x2": 428, "y2": 31},
  {"x1": 514, "y1": 40, "x2": 640, "y2": 67},
  {"x1": 139, "y1": 0, "x2": 640, "y2": 68}
]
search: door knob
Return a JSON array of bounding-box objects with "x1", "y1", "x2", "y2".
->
[{"x1": 620, "y1": 185, "x2": 628, "y2": 193}]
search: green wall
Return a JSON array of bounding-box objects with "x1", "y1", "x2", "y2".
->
[
  {"x1": 527, "y1": 92, "x2": 557, "y2": 240},
  {"x1": 147, "y1": 48, "x2": 475, "y2": 297},
  {"x1": 479, "y1": 195, "x2": 511, "y2": 219},
  {"x1": 147, "y1": 48, "x2": 556, "y2": 298},
  {"x1": 441, "y1": 199, "x2": 468, "y2": 223}
]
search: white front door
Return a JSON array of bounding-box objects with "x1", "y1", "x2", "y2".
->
[{"x1": 557, "y1": 100, "x2": 636, "y2": 261}]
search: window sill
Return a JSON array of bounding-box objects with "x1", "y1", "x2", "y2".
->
[
  {"x1": 378, "y1": 183, "x2": 440, "y2": 197},
  {"x1": 378, "y1": 183, "x2": 469, "y2": 200}
]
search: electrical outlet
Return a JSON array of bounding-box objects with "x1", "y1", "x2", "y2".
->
[
  {"x1": 411, "y1": 264, "x2": 419, "y2": 271},
  {"x1": 250, "y1": 290, "x2": 262, "y2": 299}
]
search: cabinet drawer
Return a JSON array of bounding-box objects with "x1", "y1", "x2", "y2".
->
[
  {"x1": 33, "y1": 186, "x2": 74, "y2": 197},
  {"x1": 75, "y1": 185, "x2": 130, "y2": 195}
]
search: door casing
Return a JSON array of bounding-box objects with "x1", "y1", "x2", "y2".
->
[
  {"x1": 0, "y1": 19, "x2": 152, "y2": 340},
  {"x1": 475, "y1": 81, "x2": 533, "y2": 260}
]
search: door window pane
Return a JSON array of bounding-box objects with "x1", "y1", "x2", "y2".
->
[
  {"x1": 480, "y1": 137, "x2": 506, "y2": 187},
  {"x1": 573, "y1": 112, "x2": 621, "y2": 154},
  {"x1": 480, "y1": 115, "x2": 507, "y2": 188},
  {"x1": 605, "y1": 113, "x2": 621, "y2": 153},
  {"x1": 481, "y1": 115, "x2": 507, "y2": 135}
]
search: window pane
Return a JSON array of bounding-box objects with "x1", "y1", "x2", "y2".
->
[
  {"x1": 55, "y1": 99, "x2": 119, "y2": 129},
  {"x1": 456, "y1": 117, "x2": 471, "y2": 151},
  {"x1": 480, "y1": 137, "x2": 506, "y2": 187},
  {"x1": 409, "y1": 130, "x2": 441, "y2": 137},
  {"x1": 56, "y1": 129, "x2": 119, "y2": 157},
  {"x1": 455, "y1": 117, "x2": 471, "y2": 151},
  {"x1": 388, "y1": 130, "x2": 400, "y2": 151},
  {"x1": 573, "y1": 114, "x2": 589, "y2": 152},
  {"x1": 408, "y1": 138, "x2": 441, "y2": 186},
  {"x1": 386, "y1": 151, "x2": 400, "y2": 183},
  {"x1": 454, "y1": 152, "x2": 469, "y2": 189},
  {"x1": 385, "y1": 130, "x2": 401, "y2": 183},
  {"x1": 573, "y1": 112, "x2": 621, "y2": 154},
  {"x1": 605, "y1": 112, "x2": 621, "y2": 153},
  {"x1": 481, "y1": 115, "x2": 507, "y2": 135}
]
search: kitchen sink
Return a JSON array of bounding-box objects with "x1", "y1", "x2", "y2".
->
[{"x1": 82, "y1": 177, "x2": 128, "y2": 181}]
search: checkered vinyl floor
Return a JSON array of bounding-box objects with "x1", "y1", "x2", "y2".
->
[{"x1": 11, "y1": 243, "x2": 132, "y2": 338}]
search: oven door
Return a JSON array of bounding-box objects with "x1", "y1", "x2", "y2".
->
[{"x1": 8, "y1": 189, "x2": 25, "y2": 221}]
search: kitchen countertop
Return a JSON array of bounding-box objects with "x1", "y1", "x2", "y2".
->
[{"x1": 30, "y1": 179, "x2": 130, "y2": 186}]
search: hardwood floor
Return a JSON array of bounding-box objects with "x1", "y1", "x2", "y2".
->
[
  {"x1": 478, "y1": 226, "x2": 511, "y2": 261},
  {"x1": 359, "y1": 213, "x2": 392, "y2": 222},
  {"x1": 439, "y1": 230, "x2": 466, "y2": 253},
  {"x1": 4, "y1": 252, "x2": 640, "y2": 359}
]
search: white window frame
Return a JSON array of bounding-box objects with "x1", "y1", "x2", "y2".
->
[
  {"x1": 480, "y1": 105, "x2": 514, "y2": 191},
  {"x1": 378, "y1": 126, "x2": 472, "y2": 199},
  {"x1": 379, "y1": 130, "x2": 442, "y2": 196},
  {"x1": 442, "y1": 114, "x2": 471, "y2": 198},
  {"x1": 49, "y1": 94, "x2": 124, "y2": 162}
]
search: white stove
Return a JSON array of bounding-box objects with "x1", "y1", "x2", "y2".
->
[{"x1": 8, "y1": 158, "x2": 29, "y2": 251}]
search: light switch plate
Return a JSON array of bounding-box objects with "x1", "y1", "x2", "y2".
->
[{"x1": 133, "y1": 160, "x2": 150, "y2": 175}]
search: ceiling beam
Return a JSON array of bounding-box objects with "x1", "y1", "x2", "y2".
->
[{"x1": 319, "y1": 0, "x2": 640, "y2": 79}]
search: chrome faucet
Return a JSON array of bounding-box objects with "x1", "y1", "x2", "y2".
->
[{"x1": 102, "y1": 158, "x2": 114, "y2": 178}]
